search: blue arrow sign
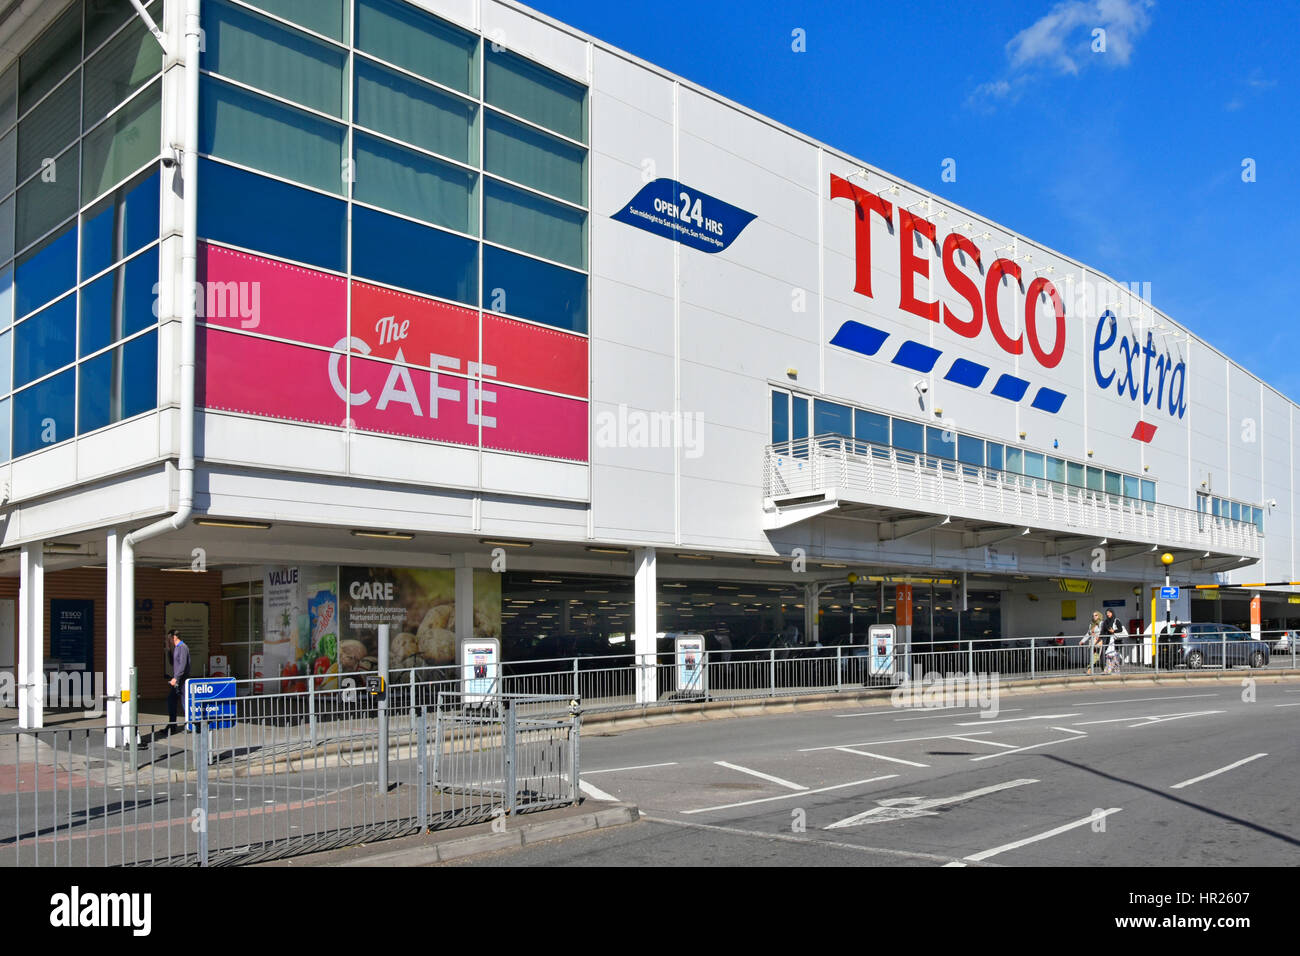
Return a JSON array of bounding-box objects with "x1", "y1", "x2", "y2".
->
[{"x1": 1160, "y1": 586, "x2": 1180, "y2": 599}]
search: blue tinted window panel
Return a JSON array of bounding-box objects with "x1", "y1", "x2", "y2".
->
[
  {"x1": 483, "y1": 178, "x2": 585, "y2": 269},
  {"x1": 79, "y1": 246, "x2": 159, "y2": 357},
  {"x1": 957, "y1": 434, "x2": 984, "y2": 466},
  {"x1": 926, "y1": 426, "x2": 955, "y2": 458},
  {"x1": 0, "y1": 266, "x2": 11, "y2": 331},
  {"x1": 353, "y1": 132, "x2": 476, "y2": 233},
  {"x1": 1023, "y1": 452, "x2": 1045, "y2": 478},
  {"x1": 986, "y1": 443, "x2": 1003, "y2": 470},
  {"x1": 354, "y1": 59, "x2": 476, "y2": 164},
  {"x1": 197, "y1": 159, "x2": 346, "y2": 272},
  {"x1": 854, "y1": 409, "x2": 889, "y2": 445},
  {"x1": 0, "y1": 330, "x2": 9, "y2": 393},
  {"x1": 77, "y1": 348, "x2": 114, "y2": 433},
  {"x1": 123, "y1": 329, "x2": 159, "y2": 418},
  {"x1": 1141, "y1": 479, "x2": 1156, "y2": 502},
  {"x1": 484, "y1": 47, "x2": 585, "y2": 142},
  {"x1": 13, "y1": 368, "x2": 74, "y2": 456},
  {"x1": 482, "y1": 244, "x2": 586, "y2": 333},
  {"x1": 0, "y1": 397, "x2": 9, "y2": 462},
  {"x1": 814, "y1": 400, "x2": 852, "y2": 436},
  {"x1": 791, "y1": 396, "x2": 808, "y2": 442},
  {"x1": 770, "y1": 391, "x2": 788, "y2": 444},
  {"x1": 484, "y1": 110, "x2": 585, "y2": 205},
  {"x1": 81, "y1": 169, "x2": 161, "y2": 280},
  {"x1": 352, "y1": 204, "x2": 477, "y2": 306},
  {"x1": 1123, "y1": 475, "x2": 1140, "y2": 499},
  {"x1": 79, "y1": 331, "x2": 158, "y2": 433},
  {"x1": 892, "y1": 419, "x2": 923, "y2": 453},
  {"x1": 1068, "y1": 461, "x2": 1085, "y2": 487},
  {"x1": 14, "y1": 294, "x2": 75, "y2": 386},
  {"x1": 15, "y1": 222, "x2": 76, "y2": 318}
]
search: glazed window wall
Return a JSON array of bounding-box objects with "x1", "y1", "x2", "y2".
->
[
  {"x1": 773, "y1": 389, "x2": 1165, "y2": 512},
  {"x1": 197, "y1": 0, "x2": 589, "y2": 331},
  {"x1": 0, "y1": 2, "x2": 163, "y2": 461}
]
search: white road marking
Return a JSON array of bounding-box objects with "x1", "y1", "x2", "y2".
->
[
  {"x1": 582, "y1": 761, "x2": 678, "y2": 775},
  {"x1": 970, "y1": 728, "x2": 1087, "y2": 761},
  {"x1": 1171, "y1": 753, "x2": 1268, "y2": 790},
  {"x1": 825, "y1": 778, "x2": 1037, "y2": 829},
  {"x1": 834, "y1": 747, "x2": 930, "y2": 767},
  {"x1": 954, "y1": 713, "x2": 1080, "y2": 726},
  {"x1": 894, "y1": 708, "x2": 1022, "y2": 722},
  {"x1": 1274, "y1": 702, "x2": 1300, "y2": 708},
  {"x1": 645, "y1": 815, "x2": 975, "y2": 866},
  {"x1": 948, "y1": 735, "x2": 1018, "y2": 749},
  {"x1": 801, "y1": 731, "x2": 994, "y2": 752},
  {"x1": 578, "y1": 779, "x2": 618, "y2": 802},
  {"x1": 962, "y1": 809, "x2": 1122, "y2": 862},
  {"x1": 682, "y1": 775, "x2": 898, "y2": 815},
  {"x1": 714, "y1": 761, "x2": 807, "y2": 791},
  {"x1": 1076, "y1": 694, "x2": 1218, "y2": 705},
  {"x1": 1128, "y1": 710, "x2": 1223, "y2": 728}
]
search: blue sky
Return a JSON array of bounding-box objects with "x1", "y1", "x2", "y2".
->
[{"x1": 532, "y1": 0, "x2": 1300, "y2": 400}]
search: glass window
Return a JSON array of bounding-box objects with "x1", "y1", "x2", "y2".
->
[
  {"x1": 1067, "y1": 461, "x2": 1084, "y2": 487},
  {"x1": 16, "y1": 142, "x2": 78, "y2": 251},
  {"x1": 892, "y1": 418, "x2": 923, "y2": 453},
  {"x1": 986, "y1": 442, "x2": 1003, "y2": 471},
  {"x1": 0, "y1": 396, "x2": 9, "y2": 462},
  {"x1": 481, "y1": 243, "x2": 586, "y2": 332},
  {"x1": 13, "y1": 367, "x2": 74, "y2": 456},
  {"x1": 353, "y1": 132, "x2": 477, "y2": 234},
  {"x1": 1141, "y1": 479, "x2": 1155, "y2": 503},
  {"x1": 0, "y1": 128, "x2": 14, "y2": 199},
  {"x1": 0, "y1": 195, "x2": 15, "y2": 265},
  {"x1": 200, "y1": 77, "x2": 346, "y2": 194},
  {"x1": 17, "y1": 73, "x2": 78, "y2": 182},
  {"x1": 1023, "y1": 452, "x2": 1045, "y2": 483},
  {"x1": 15, "y1": 220, "x2": 76, "y2": 318},
  {"x1": 81, "y1": 81, "x2": 161, "y2": 200},
  {"x1": 79, "y1": 246, "x2": 159, "y2": 357},
  {"x1": 0, "y1": 266, "x2": 11, "y2": 332},
  {"x1": 1253, "y1": 508, "x2": 1264, "y2": 533},
  {"x1": 203, "y1": 0, "x2": 347, "y2": 117},
  {"x1": 1104, "y1": 471, "x2": 1121, "y2": 495},
  {"x1": 354, "y1": 58, "x2": 477, "y2": 165},
  {"x1": 0, "y1": 329, "x2": 10, "y2": 394},
  {"x1": 957, "y1": 434, "x2": 984, "y2": 466},
  {"x1": 770, "y1": 391, "x2": 788, "y2": 445},
  {"x1": 1123, "y1": 475, "x2": 1140, "y2": 500},
  {"x1": 854, "y1": 409, "x2": 889, "y2": 446},
  {"x1": 14, "y1": 293, "x2": 75, "y2": 387},
  {"x1": 484, "y1": 178, "x2": 585, "y2": 269},
  {"x1": 1230, "y1": 501, "x2": 1240, "y2": 522},
  {"x1": 485, "y1": 47, "x2": 585, "y2": 142},
  {"x1": 926, "y1": 426, "x2": 955, "y2": 458},
  {"x1": 0, "y1": 62, "x2": 16, "y2": 132},
  {"x1": 18, "y1": 4, "x2": 81, "y2": 116},
  {"x1": 197, "y1": 158, "x2": 346, "y2": 272},
  {"x1": 1085, "y1": 466, "x2": 1103, "y2": 491},
  {"x1": 355, "y1": 0, "x2": 478, "y2": 96},
  {"x1": 814, "y1": 400, "x2": 852, "y2": 437},
  {"x1": 353, "y1": 204, "x2": 477, "y2": 307},
  {"x1": 78, "y1": 330, "x2": 158, "y2": 433},
  {"x1": 1047, "y1": 456, "x2": 1066, "y2": 484},
  {"x1": 791, "y1": 396, "x2": 808, "y2": 442},
  {"x1": 485, "y1": 110, "x2": 585, "y2": 206},
  {"x1": 82, "y1": 2, "x2": 163, "y2": 130},
  {"x1": 81, "y1": 168, "x2": 160, "y2": 280},
  {"x1": 1212, "y1": 497, "x2": 1222, "y2": 517},
  {"x1": 248, "y1": 0, "x2": 349, "y2": 43},
  {"x1": 1005, "y1": 447, "x2": 1023, "y2": 474}
]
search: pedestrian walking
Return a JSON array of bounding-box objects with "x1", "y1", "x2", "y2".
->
[
  {"x1": 167, "y1": 629, "x2": 191, "y2": 733},
  {"x1": 1080, "y1": 611, "x2": 1102, "y2": 674},
  {"x1": 1101, "y1": 610, "x2": 1126, "y2": 674}
]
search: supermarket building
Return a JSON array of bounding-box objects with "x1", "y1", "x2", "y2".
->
[{"x1": 0, "y1": 0, "x2": 1294, "y2": 730}]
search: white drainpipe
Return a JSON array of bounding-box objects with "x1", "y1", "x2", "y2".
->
[{"x1": 119, "y1": 0, "x2": 200, "y2": 740}]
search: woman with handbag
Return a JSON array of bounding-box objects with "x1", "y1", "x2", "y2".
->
[{"x1": 1080, "y1": 611, "x2": 1102, "y2": 674}]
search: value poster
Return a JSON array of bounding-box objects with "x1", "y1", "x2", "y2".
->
[{"x1": 261, "y1": 566, "x2": 339, "y2": 692}]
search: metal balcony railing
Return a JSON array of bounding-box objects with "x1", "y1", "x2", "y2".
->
[{"x1": 763, "y1": 435, "x2": 1262, "y2": 558}]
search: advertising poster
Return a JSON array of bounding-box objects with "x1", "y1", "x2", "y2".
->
[
  {"x1": 338, "y1": 568, "x2": 502, "y2": 674},
  {"x1": 261, "y1": 566, "x2": 339, "y2": 692},
  {"x1": 51, "y1": 599, "x2": 94, "y2": 672},
  {"x1": 461, "y1": 638, "x2": 500, "y2": 703},
  {"x1": 164, "y1": 602, "x2": 209, "y2": 674},
  {"x1": 675, "y1": 635, "x2": 706, "y2": 694}
]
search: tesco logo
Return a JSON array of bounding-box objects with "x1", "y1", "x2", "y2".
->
[{"x1": 831, "y1": 173, "x2": 1067, "y2": 369}]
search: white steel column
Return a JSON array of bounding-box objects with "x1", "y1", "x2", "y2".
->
[
  {"x1": 105, "y1": 529, "x2": 121, "y2": 745},
  {"x1": 633, "y1": 548, "x2": 657, "y2": 704},
  {"x1": 18, "y1": 544, "x2": 44, "y2": 729}
]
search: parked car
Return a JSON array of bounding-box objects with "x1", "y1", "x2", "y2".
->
[
  {"x1": 1273, "y1": 631, "x2": 1295, "y2": 654},
  {"x1": 1157, "y1": 622, "x2": 1270, "y2": 669}
]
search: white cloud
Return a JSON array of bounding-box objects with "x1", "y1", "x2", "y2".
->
[{"x1": 970, "y1": 0, "x2": 1154, "y2": 107}]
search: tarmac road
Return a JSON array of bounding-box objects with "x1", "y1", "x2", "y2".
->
[{"x1": 455, "y1": 680, "x2": 1300, "y2": 866}]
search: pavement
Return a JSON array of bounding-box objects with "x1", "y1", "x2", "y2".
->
[{"x1": 453, "y1": 678, "x2": 1300, "y2": 866}]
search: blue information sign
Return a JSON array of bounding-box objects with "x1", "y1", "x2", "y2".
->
[
  {"x1": 611, "y1": 179, "x2": 756, "y2": 254},
  {"x1": 1160, "y1": 586, "x2": 1180, "y2": 599},
  {"x1": 185, "y1": 677, "x2": 237, "y2": 730}
]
